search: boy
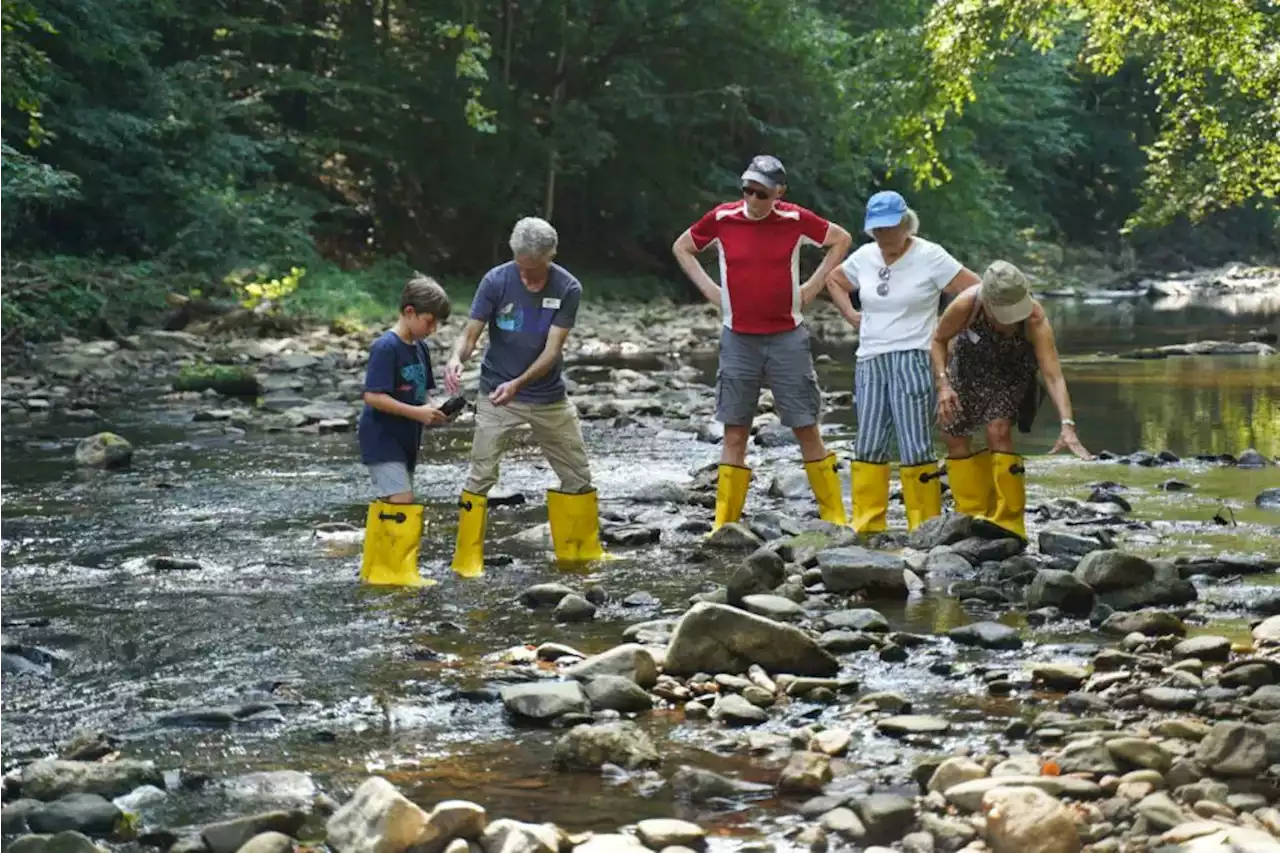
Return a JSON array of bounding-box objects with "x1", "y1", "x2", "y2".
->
[{"x1": 358, "y1": 275, "x2": 452, "y2": 586}]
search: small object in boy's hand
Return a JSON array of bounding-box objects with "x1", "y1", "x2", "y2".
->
[{"x1": 440, "y1": 396, "x2": 468, "y2": 417}]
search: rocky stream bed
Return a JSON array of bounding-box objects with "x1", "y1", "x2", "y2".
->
[{"x1": 3, "y1": 284, "x2": 1280, "y2": 853}]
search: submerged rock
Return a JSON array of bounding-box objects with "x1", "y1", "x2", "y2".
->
[
  {"x1": 74, "y1": 433, "x2": 133, "y2": 469},
  {"x1": 552, "y1": 721, "x2": 659, "y2": 771},
  {"x1": 669, "y1": 766, "x2": 771, "y2": 803}
]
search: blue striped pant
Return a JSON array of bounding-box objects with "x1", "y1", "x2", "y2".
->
[{"x1": 854, "y1": 350, "x2": 937, "y2": 465}]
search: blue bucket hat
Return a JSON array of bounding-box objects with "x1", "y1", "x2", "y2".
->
[{"x1": 864, "y1": 190, "x2": 908, "y2": 231}]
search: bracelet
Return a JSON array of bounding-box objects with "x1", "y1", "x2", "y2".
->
[{"x1": 1061, "y1": 419, "x2": 1076, "y2": 427}]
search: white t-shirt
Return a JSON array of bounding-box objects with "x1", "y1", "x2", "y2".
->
[{"x1": 840, "y1": 237, "x2": 964, "y2": 360}]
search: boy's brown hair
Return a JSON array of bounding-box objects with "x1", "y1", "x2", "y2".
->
[{"x1": 401, "y1": 275, "x2": 451, "y2": 321}]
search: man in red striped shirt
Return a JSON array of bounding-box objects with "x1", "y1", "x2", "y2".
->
[{"x1": 673, "y1": 155, "x2": 852, "y2": 531}]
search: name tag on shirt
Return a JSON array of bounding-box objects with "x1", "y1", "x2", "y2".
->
[{"x1": 542, "y1": 297, "x2": 562, "y2": 309}]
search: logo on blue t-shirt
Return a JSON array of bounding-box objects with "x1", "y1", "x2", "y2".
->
[
  {"x1": 398, "y1": 361, "x2": 427, "y2": 404},
  {"x1": 496, "y1": 301, "x2": 523, "y2": 332}
]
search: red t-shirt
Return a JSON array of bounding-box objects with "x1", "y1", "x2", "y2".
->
[{"x1": 688, "y1": 200, "x2": 831, "y2": 335}]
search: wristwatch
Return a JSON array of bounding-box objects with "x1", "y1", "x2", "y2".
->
[{"x1": 1061, "y1": 418, "x2": 1076, "y2": 427}]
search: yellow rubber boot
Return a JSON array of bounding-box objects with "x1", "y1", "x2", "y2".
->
[
  {"x1": 851, "y1": 461, "x2": 890, "y2": 534},
  {"x1": 946, "y1": 450, "x2": 996, "y2": 517},
  {"x1": 360, "y1": 501, "x2": 427, "y2": 586},
  {"x1": 900, "y1": 461, "x2": 943, "y2": 531},
  {"x1": 712, "y1": 464, "x2": 752, "y2": 531},
  {"x1": 989, "y1": 452, "x2": 1027, "y2": 540},
  {"x1": 450, "y1": 491, "x2": 487, "y2": 578},
  {"x1": 803, "y1": 453, "x2": 848, "y2": 526},
  {"x1": 547, "y1": 489, "x2": 610, "y2": 562}
]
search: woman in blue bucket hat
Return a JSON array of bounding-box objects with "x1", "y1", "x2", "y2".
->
[{"x1": 826, "y1": 191, "x2": 980, "y2": 534}]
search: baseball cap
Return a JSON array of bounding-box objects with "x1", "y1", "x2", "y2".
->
[
  {"x1": 980, "y1": 260, "x2": 1034, "y2": 325},
  {"x1": 741, "y1": 155, "x2": 787, "y2": 189},
  {"x1": 864, "y1": 190, "x2": 908, "y2": 231}
]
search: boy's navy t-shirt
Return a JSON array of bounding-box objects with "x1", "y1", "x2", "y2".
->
[
  {"x1": 469, "y1": 261, "x2": 582, "y2": 404},
  {"x1": 358, "y1": 330, "x2": 435, "y2": 466}
]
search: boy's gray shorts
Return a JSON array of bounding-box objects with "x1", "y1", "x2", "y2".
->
[
  {"x1": 715, "y1": 325, "x2": 822, "y2": 428},
  {"x1": 368, "y1": 462, "x2": 412, "y2": 497}
]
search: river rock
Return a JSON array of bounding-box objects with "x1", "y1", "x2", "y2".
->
[
  {"x1": 1238, "y1": 448, "x2": 1271, "y2": 469},
  {"x1": 920, "y1": 813, "x2": 977, "y2": 851},
  {"x1": 480, "y1": 820, "x2": 559, "y2": 853},
  {"x1": 820, "y1": 608, "x2": 890, "y2": 632},
  {"x1": 1168, "y1": 824, "x2": 1280, "y2": 852},
  {"x1": 817, "y1": 547, "x2": 911, "y2": 597},
  {"x1": 710, "y1": 693, "x2": 769, "y2": 726},
  {"x1": 778, "y1": 751, "x2": 831, "y2": 794},
  {"x1": 663, "y1": 603, "x2": 838, "y2": 676},
  {"x1": 854, "y1": 794, "x2": 915, "y2": 844},
  {"x1": 1058, "y1": 738, "x2": 1119, "y2": 774},
  {"x1": 634, "y1": 820, "x2": 704, "y2": 851},
  {"x1": 947, "y1": 622, "x2": 1022, "y2": 650},
  {"x1": 551, "y1": 721, "x2": 659, "y2": 771},
  {"x1": 73, "y1": 433, "x2": 133, "y2": 469},
  {"x1": 1257, "y1": 488, "x2": 1280, "y2": 510},
  {"x1": 564, "y1": 645, "x2": 658, "y2": 689},
  {"x1": 237, "y1": 833, "x2": 295, "y2": 853},
  {"x1": 877, "y1": 715, "x2": 950, "y2": 737},
  {"x1": 943, "y1": 776, "x2": 1103, "y2": 813},
  {"x1": 810, "y1": 728, "x2": 852, "y2": 757},
  {"x1": 499, "y1": 682, "x2": 589, "y2": 721},
  {"x1": 669, "y1": 767, "x2": 771, "y2": 803},
  {"x1": 573, "y1": 835, "x2": 646, "y2": 853},
  {"x1": 553, "y1": 594, "x2": 597, "y2": 622},
  {"x1": 1254, "y1": 615, "x2": 1280, "y2": 645},
  {"x1": 3, "y1": 799, "x2": 44, "y2": 835},
  {"x1": 740, "y1": 594, "x2": 803, "y2": 621},
  {"x1": 1221, "y1": 662, "x2": 1276, "y2": 689},
  {"x1": 906, "y1": 514, "x2": 975, "y2": 549},
  {"x1": 726, "y1": 549, "x2": 787, "y2": 604},
  {"x1": 21, "y1": 760, "x2": 163, "y2": 801},
  {"x1": 5, "y1": 832, "x2": 107, "y2": 853},
  {"x1": 25, "y1": 795, "x2": 120, "y2": 837},
  {"x1": 1173, "y1": 636, "x2": 1231, "y2": 662},
  {"x1": 1100, "y1": 609, "x2": 1187, "y2": 637},
  {"x1": 1140, "y1": 687, "x2": 1199, "y2": 711},
  {"x1": 1106, "y1": 737, "x2": 1173, "y2": 773},
  {"x1": 582, "y1": 676, "x2": 653, "y2": 713},
  {"x1": 1026, "y1": 571, "x2": 1094, "y2": 616},
  {"x1": 922, "y1": 549, "x2": 973, "y2": 580},
  {"x1": 927, "y1": 758, "x2": 986, "y2": 794},
  {"x1": 981, "y1": 786, "x2": 1080, "y2": 853},
  {"x1": 1074, "y1": 550, "x2": 1153, "y2": 591},
  {"x1": 1038, "y1": 531, "x2": 1103, "y2": 559},
  {"x1": 1136, "y1": 792, "x2": 1188, "y2": 831},
  {"x1": 206, "y1": 812, "x2": 306, "y2": 853},
  {"x1": 1032, "y1": 664, "x2": 1089, "y2": 691},
  {"x1": 518, "y1": 584, "x2": 575, "y2": 609},
  {"x1": 704, "y1": 523, "x2": 763, "y2": 551},
  {"x1": 951, "y1": 536, "x2": 1024, "y2": 564},
  {"x1": 1195, "y1": 722, "x2": 1268, "y2": 777}
]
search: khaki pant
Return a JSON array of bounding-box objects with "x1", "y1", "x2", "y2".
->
[{"x1": 464, "y1": 397, "x2": 594, "y2": 495}]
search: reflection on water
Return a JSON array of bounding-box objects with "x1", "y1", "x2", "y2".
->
[{"x1": 811, "y1": 295, "x2": 1279, "y2": 457}]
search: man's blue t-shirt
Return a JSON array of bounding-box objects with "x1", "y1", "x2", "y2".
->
[
  {"x1": 357, "y1": 331, "x2": 435, "y2": 466},
  {"x1": 469, "y1": 262, "x2": 582, "y2": 404}
]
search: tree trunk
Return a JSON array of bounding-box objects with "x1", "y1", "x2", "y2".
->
[{"x1": 544, "y1": 3, "x2": 569, "y2": 220}]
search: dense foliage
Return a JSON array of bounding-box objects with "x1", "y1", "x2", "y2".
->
[{"x1": 2, "y1": 0, "x2": 1277, "y2": 339}]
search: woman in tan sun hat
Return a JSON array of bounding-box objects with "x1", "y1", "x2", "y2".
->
[{"x1": 930, "y1": 260, "x2": 1090, "y2": 540}]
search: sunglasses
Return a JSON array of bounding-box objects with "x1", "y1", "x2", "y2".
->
[{"x1": 741, "y1": 186, "x2": 771, "y2": 201}]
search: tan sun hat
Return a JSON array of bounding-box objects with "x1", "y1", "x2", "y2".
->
[{"x1": 980, "y1": 260, "x2": 1034, "y2": 324}]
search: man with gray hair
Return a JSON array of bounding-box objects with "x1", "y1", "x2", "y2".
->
[{"x1": 444, "y1": 216, "x2": 605, "y2": 576}]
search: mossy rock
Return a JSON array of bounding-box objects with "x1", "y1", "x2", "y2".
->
[
  {"x1": 173, "y1": 364, "x2": 261, "y2": 396},
  {"x1": 74, "y1": 432, "x2": 134, "y2": 469}
]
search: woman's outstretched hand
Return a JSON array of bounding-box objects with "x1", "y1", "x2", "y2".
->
[{"x1": 1050, "y1": 424, "x2": 1092, "y2": 460}]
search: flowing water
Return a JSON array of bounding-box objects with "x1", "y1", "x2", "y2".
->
[{"x1": 2, "y1": 293, "x2": 1278, "y2": 838}]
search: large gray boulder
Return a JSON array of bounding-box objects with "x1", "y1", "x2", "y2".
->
[
  {"x1": 563, "y1": 645, "x2": 658, "y2": 688},
  {"x1": 818, "y1": 547, "x2": 911, "y2": 598},
  {"x1": 498, "y1": 682, "x2": 589, "y2": 721},
  {"x1": 663, "y1": 603, "x2": 838, "y2": 676},
  {"x1": 1076, "y1": 552, "x2": 1196, "y2": 610},
  {"x1": 21, "y1": 760, "x2": 163, "y2": 801},
  {"x1": 1026, "y1": 570, "x2": 1094, "y2": 615}
]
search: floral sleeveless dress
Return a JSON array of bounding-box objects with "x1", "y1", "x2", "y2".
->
[{"x1": 943, "y1": 306, "x2": 1038, "y2": 437}]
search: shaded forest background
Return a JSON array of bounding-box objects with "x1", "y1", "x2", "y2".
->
[{"x1": 2, "y1": 0, "x2": 1278, "y2": 341}]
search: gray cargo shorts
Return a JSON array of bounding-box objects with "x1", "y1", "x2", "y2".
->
[
  {"x1": 716, "y1": 325, "x2": 822, "y2": 428},
  {"x1": 368, "y1": 462, "x2": 412, "y2": 497}
]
